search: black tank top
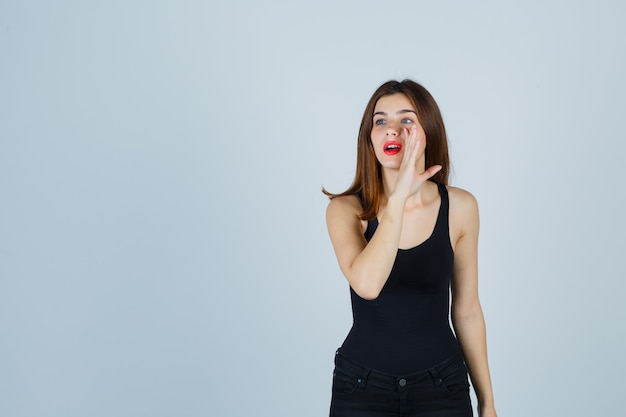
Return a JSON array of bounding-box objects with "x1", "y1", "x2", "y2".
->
[{"x1": 339, "y1": 182, "x2": 460, "y2": 375}]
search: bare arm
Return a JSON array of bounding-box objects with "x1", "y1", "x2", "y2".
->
[
  {"x1": 450, "y1": 189, "x2": 497, "y2": 417},
  {"x1": 326, "y1": 193, "x2": 405, "y2": 300},
  {"x1": 326, "y1": 126, "x2": 441, "y2": 300}
]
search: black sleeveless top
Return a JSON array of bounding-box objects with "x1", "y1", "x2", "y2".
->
[{"x1": 339, "y1": 183, "x2": 460, "y2": 375}]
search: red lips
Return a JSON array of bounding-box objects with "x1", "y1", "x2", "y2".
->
[{"x1": 383, "y1": 141, "x2": 402, "y2": 155}]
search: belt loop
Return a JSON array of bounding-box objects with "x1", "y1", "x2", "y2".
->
[
  {"x1": 358, "y1": 367, "x2": 371, "y2": 389},
  {"x1": 428, "y1": 367, "x2": 444, "y2": 387}
]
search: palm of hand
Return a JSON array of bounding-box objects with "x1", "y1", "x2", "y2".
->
[{"x1": 394, "y1": 126, "x2": 441, "y2": 198}]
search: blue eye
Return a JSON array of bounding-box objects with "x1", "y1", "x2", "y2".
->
[
  {"x1": 374, "y1": 119, "x2": 386, "y2": 125},
  {"x1": 402, "y1": 118, "x2": 413, "y2": 124}
]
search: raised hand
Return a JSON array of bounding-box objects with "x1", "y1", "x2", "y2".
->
[{"x1": 392, "y1": 125, "x2": 442, "y2": 200}]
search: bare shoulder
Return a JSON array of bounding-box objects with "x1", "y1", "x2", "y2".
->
[
  {"x1": 446, "y1": 185, "x2": 479, "y2": 215},
  {"x1": 326, "y1": 195, "x2": 367, "y2": 240},
  {"x1": 326, "y1": 195, "x2": 363, "y2": 219},
  {"x1": 446, "y1": 186, "x2": 479, "y2": 242}
]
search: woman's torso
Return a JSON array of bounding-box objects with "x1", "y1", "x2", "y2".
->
[{"x1": 339, "y1": 182, "x2": 460, "y2": 375}]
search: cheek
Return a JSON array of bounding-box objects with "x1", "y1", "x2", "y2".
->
[{"x1": 370, "y1": 131, "x2": 381, "y2": 147}]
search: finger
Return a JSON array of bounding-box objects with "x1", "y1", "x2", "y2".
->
[
  {"x1": 400, "y1": 142, "x2": 420, "y2": 172},
  {"x1": 400, "y1": 129, "x2": 417, "y2": 165},
  {"x1": 405, "y1": 127, "x2": 419, "y2": 156},
  {"x1": 411, "y1": 140, "x2": 421, "y2": 160},
  {"x1": 399, "y1": 126, "x2": 421, "y2": 175},
  {"x1": 406, "y1": 126, "x2": 417, "y2": 150},
  {"x1": 417, "y1": 164, "x2": 443, "y2": 181}
]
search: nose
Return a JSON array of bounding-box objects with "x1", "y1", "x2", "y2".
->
[{"x1": 385, "y1": 126, "x2": 399, "y2": 137}]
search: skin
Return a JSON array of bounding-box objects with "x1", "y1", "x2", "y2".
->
[{"x1": 326, "y1": 93, "x2": 497, "y2": 417}]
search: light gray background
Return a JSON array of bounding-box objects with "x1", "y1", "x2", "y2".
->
[{"x1": 1, "y1": 1, "x2": 625, "y2": 416}]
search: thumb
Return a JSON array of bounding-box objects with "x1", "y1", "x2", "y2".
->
[{"x1": 418, "y1": 165, "x2": 443, "y2": 182}]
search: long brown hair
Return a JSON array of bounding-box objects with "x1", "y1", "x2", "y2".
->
[{"x1": 322, "y1": 79, "x2": 450, "y2": 220}]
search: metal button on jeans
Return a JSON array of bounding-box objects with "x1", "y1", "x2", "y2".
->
[{"x1": 398, "y1": 378, "x2": 406, "y2": 387}]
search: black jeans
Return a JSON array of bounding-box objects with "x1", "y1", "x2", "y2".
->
[{"x1": 329, "y1": 349, "x2": 473, "y2": 417}]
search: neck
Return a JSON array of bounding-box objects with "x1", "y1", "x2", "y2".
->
[{"x1": 381, "y1": 166, "x2": 431, "y2": 208}]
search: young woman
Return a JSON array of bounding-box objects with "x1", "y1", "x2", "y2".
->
[{"x1": 324, "y1": 80, "x2": 497, "y2": 417}]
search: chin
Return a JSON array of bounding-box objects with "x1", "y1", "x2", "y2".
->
[{"x1": 378, "y1": 160, "x2": 401, "y2": 170}]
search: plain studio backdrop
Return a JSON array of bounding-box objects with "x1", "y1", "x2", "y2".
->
[{"x1": 1, "y1": 1, "x2": 625, "y2": 416}]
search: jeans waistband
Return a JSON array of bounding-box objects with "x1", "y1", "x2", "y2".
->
[{"x1": 334, "y1": 348, "x2": 466, "y2": 389}]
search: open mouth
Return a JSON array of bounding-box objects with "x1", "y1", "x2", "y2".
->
[{"x1": 383, "y1": 141, "x2": 402, "y2": 155}]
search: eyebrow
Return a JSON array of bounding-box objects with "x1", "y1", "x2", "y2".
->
[{"x1": 373, "y1": 109, "x2": 417, "y2": 117}]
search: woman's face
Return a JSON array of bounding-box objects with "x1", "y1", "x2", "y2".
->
[{"x1": 371, "y1": 93, "x2": 426, "y2": 169}]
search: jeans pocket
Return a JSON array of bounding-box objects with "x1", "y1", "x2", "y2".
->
[
  {"x1": 438, "y1": 361, "x2": 470, "y2": 394},
  {"x1": 332, "y1": 367, "x2": 364, "y2": 395}
]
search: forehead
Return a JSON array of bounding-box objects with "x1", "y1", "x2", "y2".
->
[{"x1": 373, "y1": 93, "x2": 415, "y2": 112}]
